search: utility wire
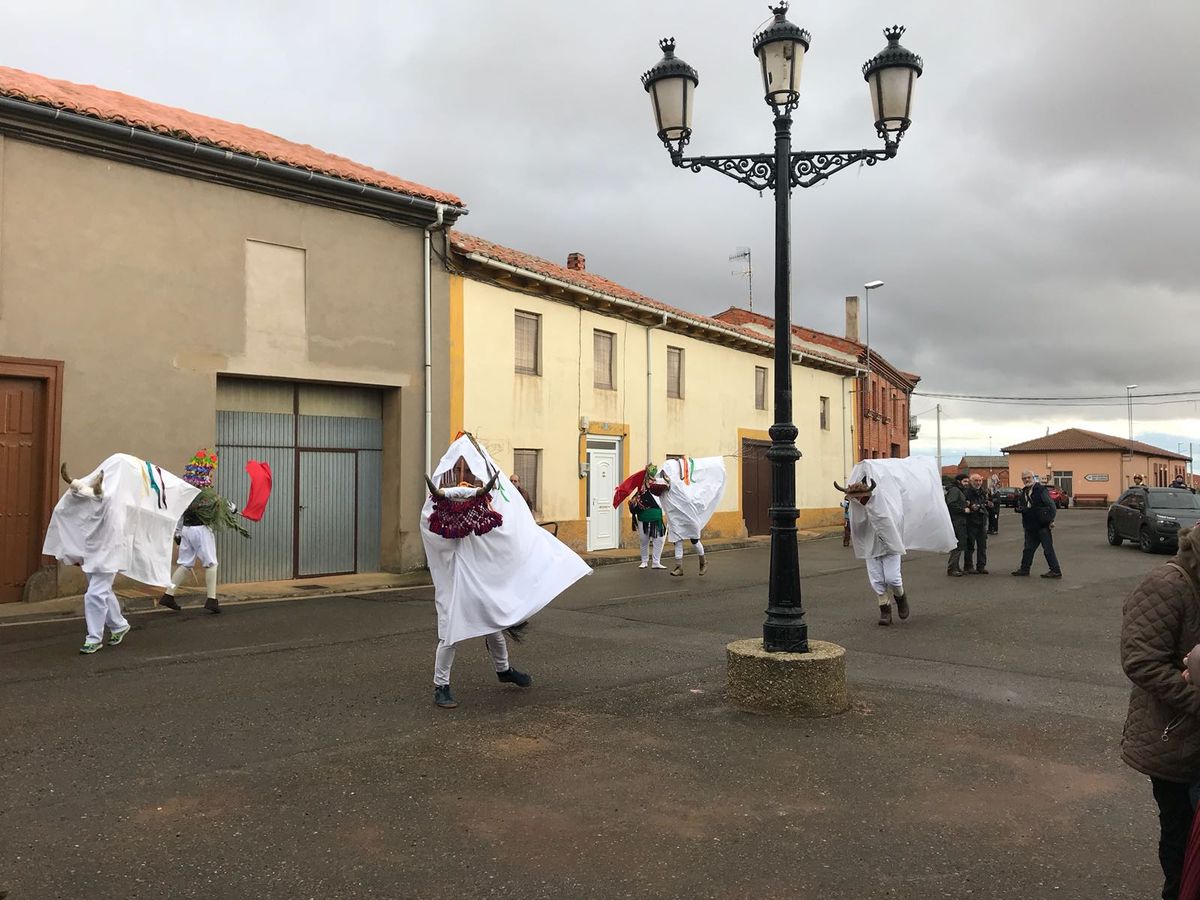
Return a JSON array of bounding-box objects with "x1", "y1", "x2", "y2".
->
[{"x1": 915, "y1": 389, "x2": 1200, "y2": 401}]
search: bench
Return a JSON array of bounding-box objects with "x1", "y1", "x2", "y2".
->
[{"x1": 1072, "y1": 493, "x2": 1109, "y2": 508}]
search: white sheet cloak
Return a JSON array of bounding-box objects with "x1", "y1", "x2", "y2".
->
[
  {"x1": 421, "y1": 436, "x2": 591, "y2": 645},
  {"x1": 847, "y1": 457, "x2": 957, "y2": 560},
  {"x1": 659, "y1": 456, "x2": 727, "y2": 542},
  {"x1": 42, "y1": 453, "x2": 200, "y2": 586}
]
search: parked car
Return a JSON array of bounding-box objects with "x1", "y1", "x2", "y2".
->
[
  {"x1": 993, "y1": 486, "x2": 1019, "y2": 507},
  {"x1": 1107, "y1": 488, "x2": 1200, "y2": 553},
  {"x1": 1046, "y1": 485, "x2": 1069, "y2": 509}
]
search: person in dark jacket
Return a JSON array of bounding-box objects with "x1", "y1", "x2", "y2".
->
[
  {"x1": 945, "y1": 474, "x2": 969, "y2": 576},
  {"x1": 1122, "y1": 526, "x2": 1200, "y2": 899},
  {"x1": 1012, "y1": 471, "x2": 1062, "y2": 578},
  {"x1": 963, "y1": 473, "x2": 991, "y2": 574}
]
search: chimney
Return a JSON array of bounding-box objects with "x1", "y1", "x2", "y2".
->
[
  {"x1": 567, "y1": 252, "x2": 586, "y2": 271},
  {"x1": 845, "y1": 295, "x2": 860, "y2": 342}
]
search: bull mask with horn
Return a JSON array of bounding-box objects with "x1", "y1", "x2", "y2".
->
[
  {"x1": 834, "y1": 476, "x2": 877, "y2": 504},
  {"x1": 425, "y1": 462, "x2": 504, "y2": 539},
  {"x1": 61, "y1": 462, "x2": 104, "y2": 500}
]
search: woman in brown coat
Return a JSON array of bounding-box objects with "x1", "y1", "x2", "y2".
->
[{"x1": 1122, "y1": 526, "x2": 1200, "y2": 899}]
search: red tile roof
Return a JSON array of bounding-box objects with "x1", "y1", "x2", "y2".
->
[
  {"x1": 0, "y1": 65, "x2": 463, "y2": 206},
  {"x1": 714, "y1": 306, "x2": 920, "y2": 387},
  {"x1": 1001, "y1": 428, "x2": 1190, "y2": 460},
  {"x1": 450, "y1": 232, "x2": 857, "y2": 371}
]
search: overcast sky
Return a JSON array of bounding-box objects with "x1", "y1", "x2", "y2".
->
[{"x1": 7, "y1": 1, "x2": 1198, "y2": 464}]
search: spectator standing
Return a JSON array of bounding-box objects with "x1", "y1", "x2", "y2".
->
[
  {"x1": 510, "y1": 473, "x2": 534, "y2": 511},
  {"x1": 1174, "y1": 474, "x2": 1189, "y2": 489},
  {"x1": 963, "y1": 473, "x2": 990, "y2": 574},
  {"x1": 945, "y1": 473, "x2": 970, "y2": 577},
  {"x1": 1012, "y1": 470, "x2": 1062, "y2": 578},
  {"x1": 1121, "y1": 526, "x2": 1200, "y2": 900}
]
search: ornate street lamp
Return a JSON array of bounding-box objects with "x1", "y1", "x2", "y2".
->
[{"x1": 641, "y1": 4, "x2": 923, "y2": 654}]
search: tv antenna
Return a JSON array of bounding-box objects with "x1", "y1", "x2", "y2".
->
[{"x1": 729, "y1": 246, "x2": 753, "y2": 311}]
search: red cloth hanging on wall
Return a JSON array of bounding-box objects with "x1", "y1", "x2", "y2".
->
[{"x1": 240, "y1": 460, "x2": 273, "y2": 522}]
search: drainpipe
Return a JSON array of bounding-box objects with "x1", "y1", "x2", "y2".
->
[
  {"x1": 424, "y1": 203, "x2": 447, "y2": 475},
  {"x1": 646, "y1": 313, "x2": 668, "y2": 464}
]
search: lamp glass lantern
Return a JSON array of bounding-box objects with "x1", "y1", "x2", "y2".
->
[
  {"x1": 862, "y1": 26, "x2": 923, "y2": 137},
  {"x1": 641, "y1": 38, "x2": 700, "y2": 153},
  {"x1": 752, "y1": 3, "x2": 811, "y2": 112}
]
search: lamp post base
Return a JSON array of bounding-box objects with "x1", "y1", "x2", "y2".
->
[{"x1": 726, "y1": 638, "x2": 849, "y2": 717}]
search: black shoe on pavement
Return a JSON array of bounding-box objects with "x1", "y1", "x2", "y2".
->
[
  {"x1": 894, "y1": 592, "x2": 910, "y2": 620},
  {"x1": 1011, "y1": 570, "x2": 1030, "y2": 576},
  {"x1": 976, "y1": 568, "x2": 989, "y2": 575},
  {"x1": 158, "y1": 593, "x2": 181, "y2": 611},
  {"x1": 204, "y1": 596, "x2": 221, "y2": 614},
  {"x1": 964, "y1": 566, "x2": 976, "y2": 575},
  {"x1": 878, "y1": 604, "x2": 892, "y2": 626},
  {"x1": 497, "y1": 668, "x2": 533, "y2": 687},
  {"x1": 948, "y1": 569, "x2": 964, "y2": 577},
  {"x1": 1041, "y1": 571, "x2": 1063, "y2": 579},
  {"x1": 434, "y1": 685, "x2": 458, "y2": 709}
]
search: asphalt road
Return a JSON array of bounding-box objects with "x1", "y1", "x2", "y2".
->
[{"x1": 0, "y1": 510, "x2": 1173, "y2": 898}]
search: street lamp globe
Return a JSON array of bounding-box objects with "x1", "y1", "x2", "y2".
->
[
  {"x1": 862, "y1": 26, "x2": 923, "y2": 140},
  {"x1": 752, "y1": 3, "x2": 811, "y2": 113},
  {"x1": 641, "y1": 38, "x2": 700, "y2": 156}
]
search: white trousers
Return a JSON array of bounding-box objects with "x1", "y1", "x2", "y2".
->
[
  {"x1": 433, "y1": 632, "x2": 510, "y2": 687},
  {"x1": 176, "y1": 525, "x2": 218, "y2": 568},
  {"x1": 639, "y1": 529, "x2": 665, "y2": 565},
  {"x1": 866, "y1": 553, "x2": 903, "y2": 599},
  {"x1": 84, "y1": 571, "x2": 128, "y2": 644},
  {"x1": 674, "y1": 539, "x2": 705, "y2": 560}
]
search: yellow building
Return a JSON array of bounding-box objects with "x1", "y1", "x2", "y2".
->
[{"x1": 447, "y1": 234, "x2": 860, "y2": 552}]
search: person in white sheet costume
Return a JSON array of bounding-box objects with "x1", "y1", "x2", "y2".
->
[
  {"x1": 43, "y1": 455, "x2": 199, "y2": 654},
  {"x1": 839, "y1": 456, "x2": 957, "y2": 626},
  {"x1": 421, "y1": 435, "x2": 591, "y2": 709},
  {"x1": 659, "y1": 456, "x2": 726, "y2": 577}
]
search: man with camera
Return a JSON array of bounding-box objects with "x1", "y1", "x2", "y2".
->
[{"x1": 963, "y1": 473, "x2": 991, "y2": 574}]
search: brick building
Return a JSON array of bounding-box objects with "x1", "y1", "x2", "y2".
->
[{"x1": 715, "y1": 298, "x2": 920, "y2": 462}]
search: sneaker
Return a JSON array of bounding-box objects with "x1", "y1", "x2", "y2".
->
[
  {"x1": 894, "y1": 592, "x2": 910, "y2": 620},
  {"x1": 1011, "y1": 570, "x2": 1030, "y2": 576},
  {"x1": 699, "y1": 556, "x2": 707, "y2": 576},
  {"x1": 107, "y1": 626, "x2": 131, "y2": 646},
  {"x1": 204, "y1": 596, "x2": 221, "y2": 614},
  {"x1": 670, "y1": 564, "x2": 684, "y2": 577},
  {"x1": 651, "y1": 563, "x2": 668, "y2": 570},
  {"x1": 158, "y1": 593, "x2": 181, "y2": 611},
  {"x1": 497, "y1": 667, "x2": 533, "y2": 688},
  {"x1": 1041, "y1": 571, "x2": 1063, "y2": 579},
  {"x1": 79, "y1": 641, "x2": 102, "y2": 655},
  {"x1": 638, "y1": 561, "x2": 648, "y2": 569},
  {"x1": 877, "y1": 604, "x2": 892, "y2": 626},
  {"x1": 948, "y1": 569, "x2": 964, "y2": 578},
  {"x1": 975, "y1": 568, "x2": 989, "y2": 575},
  {"x1": 433, "y1": 685, "x2": 458, "y2": 709}
]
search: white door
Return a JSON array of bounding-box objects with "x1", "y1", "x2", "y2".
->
[{"x1": 587, "y1": 446, "x2": 620, "y2": 551}]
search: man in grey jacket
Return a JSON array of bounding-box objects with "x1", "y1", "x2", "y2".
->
[{"x1": 944, "y1": 474, "x2": 969, "y2": 577}]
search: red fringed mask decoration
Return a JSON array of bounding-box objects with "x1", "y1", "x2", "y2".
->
[{"x1": 425, "y1": 470, "x2": 503, "y2": 539}]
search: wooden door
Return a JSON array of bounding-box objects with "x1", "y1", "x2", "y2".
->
[
  {"x1": 0, "y1": 378, "x2": 46, "y2": 602},
  {"x1": 741, "y1": 438, "x2": 772, "y2": 537}
]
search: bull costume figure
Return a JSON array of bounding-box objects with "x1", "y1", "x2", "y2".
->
[
  {"x1": 838, "y1": 457, "x2": 958, "y2": 626},
  {"x1": 43, "y1": 455, "x2": 200, "y2": 653},
  {"x1": 421, "y1": 434, "x2": 590, "y2": 709},
  {"x1": 659, "y1": 456, "x2": 727, "y2": 577}
]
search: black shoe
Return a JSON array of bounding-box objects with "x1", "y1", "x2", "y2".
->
[
  {"x1": 434, "y1": 685, "x2": 458, "y2": 709},
  {"x1": 877, "y1": 604, "x2": 892, "y2": 626},
  {"x1": 204, "y1": 596, "x2": 221, "y2": 614},
  {"x1": 1011, "y1": 570, "x2": 1030, "y2": 576},
  {"x1": 1041, "y1": 571, "x2": 1062, "y2": 579},
  {"x1": 158, "y1": 593, "x2": 181, "y2": 611},
  {"x1": 497, "y1": 668, "x2": 532, "y2": 688},
  {"x1": 964, "y1": 566, "x2": 976, "y2": 575},
  {"x1": 894, "y1": 592, "x2": 910, "y2": 620},
  {"x1": 948, "y1": 569, "x2": 964, "y2": 577},
  {"x1": 975, "y1": 568, "x2": 989, "y2": 575}
]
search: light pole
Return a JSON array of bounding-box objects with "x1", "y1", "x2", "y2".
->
[
  {"x1": 1126, "y1": 384, "x2": 1138, "y2": 440},
  {"x1": 641, "y1": 5, "x2": 922, "y2": 653},
  {"x1": 862, "y1": 279, "x2": 884, "y2": 459}
]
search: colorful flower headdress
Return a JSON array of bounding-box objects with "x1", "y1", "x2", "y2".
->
[{"x1": 183, "y1": 448, "x2": 218, "y2": 488}]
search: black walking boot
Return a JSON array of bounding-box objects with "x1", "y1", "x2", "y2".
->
[
  {"x1": 878, "y1": 603, "x2": 892, "y2": 626},
  {"x1": 204, "y1": 596, "x2": 221, "y2": 614},
  {"x1": 158, "y1": 593, "x2": 181, "y2": 611},
  {"x1": 497, "y1": 668, "x2": 532, "y2": 687},
  {"x1": 894, "y1": 592, "x2": 910, "y2": 620},
  {"x1": 434, "y1": 685, "x2": 458, "y2": 709}
]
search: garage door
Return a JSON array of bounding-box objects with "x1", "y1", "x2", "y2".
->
[{"x1": 214, "y1": 378, "x2": 383, "y2": 583}]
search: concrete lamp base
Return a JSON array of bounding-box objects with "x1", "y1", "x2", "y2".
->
[{"x1": 726, "y1": 638, "x2": 849, "y2": 717}]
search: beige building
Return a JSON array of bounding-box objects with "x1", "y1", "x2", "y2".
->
[
  {"x1": 1002, "y1": 428, "x2": 1190, "y2": 503},
  {"x1": 0, "y1": 66, "x2": 465, "y2": 601},
  {"x1": 447, "y1": 234, "x2": 860, "y2": 551}
]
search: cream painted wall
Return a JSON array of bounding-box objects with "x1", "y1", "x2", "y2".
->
[
  {"x1": 0, "y1": 135, "x2": 447, "y2": 578},
  {"x1": 1007, "y1": 450, "x2": 1190, "y2": 502},
  {"x1": 460, "y1": 277, "x2": 854, "y2": 534}
]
